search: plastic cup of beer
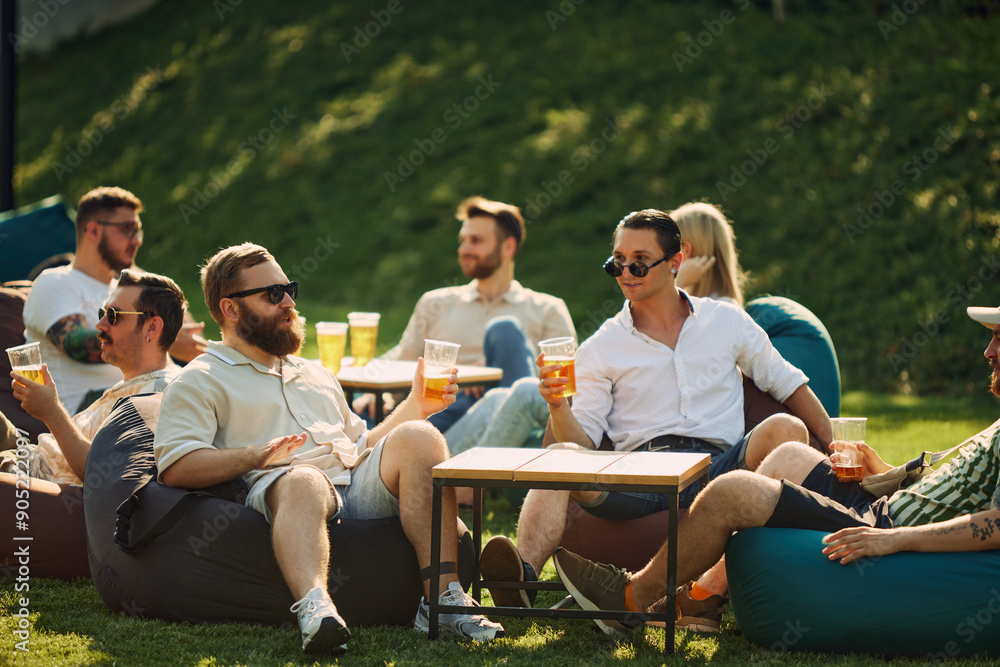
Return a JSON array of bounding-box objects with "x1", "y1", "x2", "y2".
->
[
  {"x1": 347, "y1": 312, "x2": 380, "y2": 367},
  {"x1": 316, "y1": 322, "x2": 348, "y2": 374},
  {"x1": 538, "y1": 336, "x2": 577, "y2": 398},
  {"x1": 7, "y1": 342, "x2": 43, "y2": 385},
  {"x1": 830, "y1": 417, "x2": 866, "y2": 482},
  {"x1": 422, "y1": 339, "x2": 460, "y2": 400}
]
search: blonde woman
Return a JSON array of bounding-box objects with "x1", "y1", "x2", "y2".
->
[{"x1": 671, "y1": 201, "x2": 746, "y2": 307}]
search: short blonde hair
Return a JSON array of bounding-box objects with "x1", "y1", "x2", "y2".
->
[{"x1": 671, "y1": 202, "x2": 746, "y2": 307}]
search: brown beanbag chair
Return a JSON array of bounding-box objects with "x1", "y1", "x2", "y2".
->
[
  {"x1": 0, "y1": 282, "x2": 47, "y2": 443},
  {"x1": 0, "y1": 472, "x2": 89, "y2": 580},
  {"x1": 556, "y1": 376, "x2": 811, "y2": 571}
]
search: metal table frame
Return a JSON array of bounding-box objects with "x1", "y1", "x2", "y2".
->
[{"x1": 428, "y1": 457, "x2": 710, "y2": 654}]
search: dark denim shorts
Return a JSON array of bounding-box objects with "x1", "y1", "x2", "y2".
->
[{"x1": 575, "y1": 428, "x2": 755, "y2": 522}]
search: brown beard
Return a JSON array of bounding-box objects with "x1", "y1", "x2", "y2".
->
[
  {"x1": 97, "y1": 233, "x2": 133, "y2": 273},
  {"x1": 991, "y1": 363, "x2": 1000, "y2": 399},
  {"x1": 235, "y1": 305, "x2": 304, "y2": 358},
  {"x1": 461, "y1": 246, "x2": 502, "y2": 279}
]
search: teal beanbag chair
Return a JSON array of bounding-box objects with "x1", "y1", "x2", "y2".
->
[
  {"x1": 727, "y1": 527, "x2": 1000, "y2": 657},
  {"x1": 0, "y1": 195, "x2": 76, "y2": 282},
  {"x1": 746, "y1": 296, "x2": 841, "y2": 418}
]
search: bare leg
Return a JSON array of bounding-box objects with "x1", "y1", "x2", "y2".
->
[
  {"x1": 378, "y1": 420, "x2": 459, "y2": 599},
  {"x1": 516, "y1": 488, "x2": 581, "y2": 574},
  {"x1": 744, "y1": 414, "x2": 809, "y2": 470},
  {"x1": 685, "y1": 441, "x2": 827, "y2": 599},
  {"x1": 267, "y1": 467, "x2": 341, "y2": 600},
  {"x1": 629, "y1": 470, "x2": 783, "y2": 608}
]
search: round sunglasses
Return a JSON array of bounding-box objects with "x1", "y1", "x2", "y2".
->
[
  {"x1": 603, "y1": 255, "x2": 671, "y2": 278},
  {"x1": 98, "y1": 307, "x2": 155, "y2": 326}
]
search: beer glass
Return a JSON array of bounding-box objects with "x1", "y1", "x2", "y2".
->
[
  {"x1": 830, "y1": 417, "x2": 866, "y2": 482},
  {"x1": 538, "y1": 336, "x2": 577, "y2": 398},
  {"x1": 422, "y1": 339, "x2": 460, "y2": 399},
  {"x1": 347, "y1": 312, "x2": 380, "y2": 367},
  {"x1": 316, "y1": 322, "x2": 348, "y2": 374},
  {"x1": 7, "y1": 342, "x2": 43, "y2": 385}
]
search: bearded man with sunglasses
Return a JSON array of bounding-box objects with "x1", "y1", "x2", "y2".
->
[
  {"x1": 481, "y1": 209, "x2": 832, "y2": 631},
  {"x1": 154, "y1": 243, "x2": 504, "y2": 656},
  {"x1": 22, "y1": 186, "x2": 206, "y2": 415}
]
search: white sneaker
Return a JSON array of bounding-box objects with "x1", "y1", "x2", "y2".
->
[
  {"x1": 289, "y1": 587, "x2": 350, "y2": 654},
  {"x1": 413, "y1": 581, "x2": 505, "y2": 641}
]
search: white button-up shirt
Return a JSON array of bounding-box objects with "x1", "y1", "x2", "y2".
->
[{"x1": 572, "y1": 293, "x2": 808, "y2": 452}]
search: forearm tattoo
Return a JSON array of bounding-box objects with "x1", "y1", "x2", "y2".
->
[
  {"x1": 971, "y1": 517, "x2": 999, "y2": 542},
  {"x1": 46, "y1": 314, "x2": 103, "y2": 363}
]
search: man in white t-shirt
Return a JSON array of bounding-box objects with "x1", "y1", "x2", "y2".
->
[{"x1": 22, "y1": 187, "x2": 205, "y2": 414}]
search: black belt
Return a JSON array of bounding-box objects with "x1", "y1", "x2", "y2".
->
[{"x1": 639, "y1": 434, "x2": 719, "y2": 453}]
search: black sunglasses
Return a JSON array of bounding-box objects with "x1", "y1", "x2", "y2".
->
[
  {"x1": 603, "y1": 255, "x2": 671, "y2": 278},
  {"x1": 98, "y1": 307, "x2": 155, "y2": 326},
  {"x1": 225, "y1": 281, "x2": 298, "y2": 304}
]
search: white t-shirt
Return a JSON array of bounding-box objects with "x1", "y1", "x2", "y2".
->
[{"x1": 22, "y1": 265, "x2": 123, "y2": 413}]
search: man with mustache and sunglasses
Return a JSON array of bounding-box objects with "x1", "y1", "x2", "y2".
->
[
  {"x1": 1, "y1": 269, "x2": 187, "y2": 577},
  {"x1": 481, "y1": 209, "x2": 832, "y2": 632},
  {"x1": 154, "y1": 243, "x2": 504, "y2": 656},
  {"x1": 21, "y1": 186, "x2": 206, "y2": 417}
]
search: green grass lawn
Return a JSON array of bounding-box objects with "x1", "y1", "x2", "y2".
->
[{"x1": 2, "y1": 392, "x2": 998, "y2": 666}]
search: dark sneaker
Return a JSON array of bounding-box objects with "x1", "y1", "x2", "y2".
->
[
  {"x1": 674, "y1": 581, "x2": 727, "y2": 633},
  {"x1": 480, "y1": 535, "x2": 537, "y2": 608},
  {"x1": 553, "y1": 547, "x2": 640, "y2": 635},
  {"x1": 413, "y1": 582, "x2": 506, "y2": 641},
  {"x1": 289, "y1": 588, "x2": 350, "y2": 655}
]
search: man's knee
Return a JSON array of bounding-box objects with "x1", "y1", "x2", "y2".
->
[
  {"x1": 268, "y1": 466, "x2": 335, "y2": 512},
  {"x1": 756, "y1": 441, "x2": 824, "y2": 482},
  {"x1": 759, "y1": 414, "x2": 808, "y2": 444},
  {"x1": 694, "y1": 470, "x2": 779, "y2": 529},
  {"x1": 746, "y1": 414, "x2": 808, "y2": 467},
  {"x1": 386, "y1": 420, "x2": 448, "y2": 464},
  {"x1": 483, "y1": 316, "x2": 527, "y2": 352}
]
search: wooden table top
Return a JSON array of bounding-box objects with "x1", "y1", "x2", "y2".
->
[
  {"x1": 433, "y1": 446, "x2": 710, "y2": 487},
  {"x1": 332, "y1": 359, "x2": 503, "y2": 392}
]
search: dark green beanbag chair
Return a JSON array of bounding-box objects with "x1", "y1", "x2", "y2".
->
[
  {"x1": 727, "y1": 527, "x2": 1000, "y2": 657},
  {"x1": 746, "y1": 296, "x2": 841, "y2": 418}
]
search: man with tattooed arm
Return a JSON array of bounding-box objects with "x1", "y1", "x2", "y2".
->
[
  {"x1": 22, "y1": 187, "x2": 205, "y2": 414},
  {"x1": 552, "y1": 304, "x2": 1000, "y2": 633}
]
